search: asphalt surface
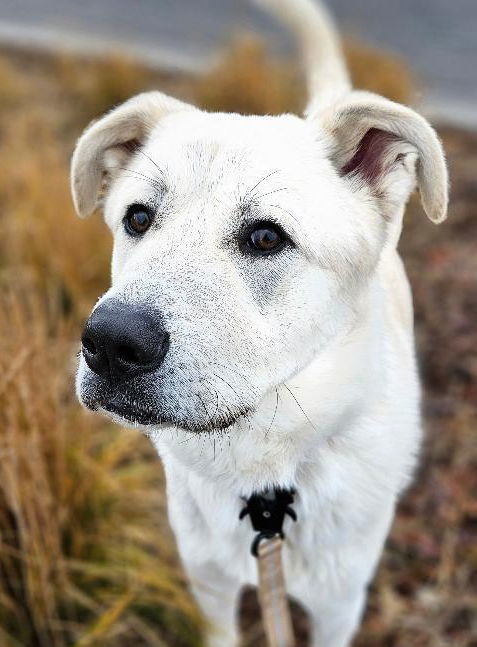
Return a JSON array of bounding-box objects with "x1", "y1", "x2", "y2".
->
[{"x1": 0, "y1": 0, "x2": 475, "y2": 126}]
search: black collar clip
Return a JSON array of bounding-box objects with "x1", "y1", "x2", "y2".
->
[{"x1": 239, "y1": 487, "x2": 297, "y2": 556}]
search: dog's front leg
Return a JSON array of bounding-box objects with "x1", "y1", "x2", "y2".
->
[
  {"x1": 184, "y1": 560, "x2": 242, "y2": 647},
  {"x1": 163, "y1": 460, "x2": 242, "y2": 647},
  {"x1": 301, "y1": 504, "x2": 395, "y2": 647},
  {"x1": 307, "y1": 590, "x2": 365, "y2": 647}
]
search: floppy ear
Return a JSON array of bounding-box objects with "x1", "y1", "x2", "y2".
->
[
  {"x1": 317, "y1": 91, "x2": 448, "y2": 223},
  {"x1": 70, "y1": 91, "x2": 194, "y2": 218}
]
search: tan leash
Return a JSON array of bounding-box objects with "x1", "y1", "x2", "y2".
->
[
  {"x1": 239, "y1": 488, "x2": 297, "y2": 647},
  {"x1": 257, "y1": 535, "x2": 295, "y2": 647}
]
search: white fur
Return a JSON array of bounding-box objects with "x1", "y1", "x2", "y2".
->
[{"x1": 71, "y1": 1, "x2": 448, "y2": 645}]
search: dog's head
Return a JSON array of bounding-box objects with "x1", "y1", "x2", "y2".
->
[{"x1": 71, "y1": 89, "x2": 447, "y2": 433}]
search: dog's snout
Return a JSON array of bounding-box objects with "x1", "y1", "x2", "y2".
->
[{"x1": 81, "y1": 299, "x2": 169, "y2": 383}]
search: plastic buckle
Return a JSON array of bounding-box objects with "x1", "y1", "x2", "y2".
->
[{"x1": 239, "y1": 488, "x2": 297, "y2": 556}]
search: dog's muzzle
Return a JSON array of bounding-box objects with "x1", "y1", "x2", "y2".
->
[
  {"x1": 79, "y1": 299, "x2": 251, "y2": 432},
  {"x1": 81, "y1": 299, "x2": 169, "y2": 385}
]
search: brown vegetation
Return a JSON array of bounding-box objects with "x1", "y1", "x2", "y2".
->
[{"x1": 0, "y1": 36, "x2": 475, "y2": 647}]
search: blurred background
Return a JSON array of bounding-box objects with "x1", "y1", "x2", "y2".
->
[{"x1": 0, "y1": 1, "x2": 475, "y2": 646}]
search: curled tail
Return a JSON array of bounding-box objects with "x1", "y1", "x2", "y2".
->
[{"x1": 251, "y1": 0, "x2": 351, "y2": 113}]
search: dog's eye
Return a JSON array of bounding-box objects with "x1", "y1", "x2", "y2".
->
[
  {"x1": 247, "y1": 222, "x2": 286, "y2": 254},
  {"x1": 124, "y1": 204, "x2": 153, "y2": 236}
]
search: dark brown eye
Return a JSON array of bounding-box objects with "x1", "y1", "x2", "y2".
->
[
  {"x1": 124, "y1": 204, "x2": 153, "y2": 236},
  {"x1": 247, "y1": 223, "x2": 285, "y2": 254}
]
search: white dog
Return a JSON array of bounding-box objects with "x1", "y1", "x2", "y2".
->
[{"x1": 71, "y1": 0, "x2": 448, "y2": 645}]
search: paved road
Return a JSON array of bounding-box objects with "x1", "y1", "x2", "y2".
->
[{"x1": 0, "y1": 0, "x2": 475, "y2": 126}]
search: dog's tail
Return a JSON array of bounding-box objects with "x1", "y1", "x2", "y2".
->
[{"x1": 251, "y1": 0, "x2": 351, "y2": 113}]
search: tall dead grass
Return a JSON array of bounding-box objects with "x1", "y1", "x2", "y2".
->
[
  {"x1": 0, "y1": 48, "x2": 202, "y2": 647},
  {"x1": 0, "y1": 292, "x2": 201, "y2": 647}
]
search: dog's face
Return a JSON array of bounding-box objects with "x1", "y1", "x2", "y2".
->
[{"x1": 72, "y1": 92, "x2": 447, "y2": 433}]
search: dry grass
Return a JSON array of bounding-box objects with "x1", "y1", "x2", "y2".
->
[
  {"x1": 0, "y1": 47, "x2": 201, "y2": 647},
  {"x1": 194, "y1": 36, "x2": 412, "y2": 114},
  {"x1": 0, "y1": 34, "x2": 475, "y2": 647},
  {"x1": 0, "y1": 294, "x2": 201, "y2": 647}
]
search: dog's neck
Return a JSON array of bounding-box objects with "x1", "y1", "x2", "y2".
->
[{"x1": 153, "y1": 273, "x2": 388, "y2": 494}]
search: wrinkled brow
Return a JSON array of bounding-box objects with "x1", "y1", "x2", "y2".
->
[
  {"x1": 237, "y1": 172, "x2": 298, "y2": 229},
  {"x1": 122, "y1": 146, "x2": 168, "y2": 193},
  {"x1": 237, "y1": 170, "x2": 290, "y2": 213}
]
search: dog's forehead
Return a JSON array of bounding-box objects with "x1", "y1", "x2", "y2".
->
[{"x1": 143, "y1": 110, "x2": 327, "y2": 181}]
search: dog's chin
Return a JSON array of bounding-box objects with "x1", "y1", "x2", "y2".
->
[{"x1": 81, "y1": 391, "x2": 251, "y2": 434}]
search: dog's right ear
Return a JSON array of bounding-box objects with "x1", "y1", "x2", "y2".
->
[{"x1": 71, "y1": 92, "x2": 194, "y2": 218}]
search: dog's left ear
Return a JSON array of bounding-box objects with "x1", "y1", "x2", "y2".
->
[
  {"x1": 71, "y1": 91, "x2": 194, "y2": 218},
  {"x1": 315, "y1": 91, "x2": 448, "y2": 223}
]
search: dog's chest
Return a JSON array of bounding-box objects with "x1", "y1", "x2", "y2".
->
[
  {"x1": 159, "y1": 428, "x2": 406, "y2": 590},
  {"x1": 165, "y1": 472, "x2": 394, "y2": 596}
]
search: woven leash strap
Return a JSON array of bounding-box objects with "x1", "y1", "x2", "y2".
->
[{"x1": 256, "y1": 535, "x2": 295, "y2": 647}]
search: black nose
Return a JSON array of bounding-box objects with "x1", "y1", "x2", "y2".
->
[{"x1": 81, "y1": 299, "x2": 169, "y2": 384}]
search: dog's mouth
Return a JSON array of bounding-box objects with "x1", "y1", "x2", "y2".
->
[
  {"x1": 79, "y1": 358, "x2": 256, "y2": 434},
  {"x1": 83, "y1": 389, "x2": 252, "y2": 433}
]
